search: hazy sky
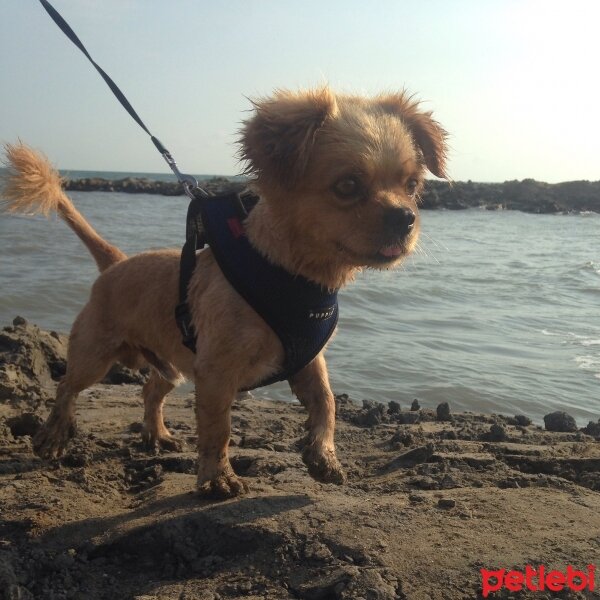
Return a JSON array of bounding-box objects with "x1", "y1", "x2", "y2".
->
[{"x1": 1, "y1": 0, "x2": 599, "y2": 182}]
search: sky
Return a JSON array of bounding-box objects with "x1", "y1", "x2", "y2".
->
[{"x1": 1, "y1": 0, "x2": 599, "y2": 183}]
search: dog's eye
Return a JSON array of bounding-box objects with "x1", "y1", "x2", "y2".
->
[
  {"x1": 333, "y1": 177, "x2": 361, "y2": 199},
  {"x1": 406, "y1": 178, "x2": 419, "y2": 195}
]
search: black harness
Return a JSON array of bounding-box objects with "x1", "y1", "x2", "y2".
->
[{"x1": 175, "y1": 191, "x2": 339, "y2": 389}]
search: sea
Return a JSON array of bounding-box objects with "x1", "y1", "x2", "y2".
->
[{"x1": 1, "y1": 171, "x2": 599, "y2": 426}]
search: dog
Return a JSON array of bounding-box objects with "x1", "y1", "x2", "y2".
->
[{"x1": 1, "y1": 87, "x2": 447, "y2": 498}]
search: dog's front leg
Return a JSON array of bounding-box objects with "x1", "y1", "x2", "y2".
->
[
  {"x1": 194, "y1": 373, "x2": 249, "y2": 499},
  {"x1": 289, "y1": 353, "x2": 346, "y2": 484}
]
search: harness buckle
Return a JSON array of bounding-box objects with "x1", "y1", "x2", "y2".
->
[{"x1": 174, "y1": 303, "x2": 197, "y2": 352}]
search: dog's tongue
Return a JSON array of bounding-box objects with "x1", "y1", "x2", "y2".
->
[{"x1": 380, "y1": 244, "x2": 404, "y2": 258}]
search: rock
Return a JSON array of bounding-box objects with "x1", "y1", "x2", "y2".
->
[
  {"x1": 412, "y1": 476, "x2": 437, "y2": 489},
  {"x1": 0, "y1": 319, "x2": 68, "y2": 406},
  {"x1": 396, "y1": 412, "x2": 420, "y2": 425},
  {"x1": 438, "y1": 498, "x2": 456, "y2": 509},
  {"x1": 411, "y1": 398, "x2": 420, "y2": 411},
  {"x1": 408, "y1": 493, "x2": 428, "y2": 503},
  {"x1": 0, "y1": 319, "x2": 148, "y2": 405},
  {"x1": 436, "y1": 402, "x2": 452, "y2": 422},
  {"x1": 514, "y1": 414, "x2": 532, "y2": 426},
  {"x1": 354, "y1": 402, "x2": 386, "y2": 427},
  {"x1": 385, "y1": 443, "x2": 434, "y2": 470},
  {"x1": 482, "y1": 423, "x2": 508, "y2": 442},
  {"x1": 6, "y1": 412, "x2": 43, "y2": 437},
  {"x1": 102, "y1": 364, "x2": 148, "y2": 385},
  {"x1": 387, "y1": 400, "x2": 401, "y2": 414},
  {"x1": 420, "y1": 178, "x2": 600, "y2": 214},
  {"x1": 12, "y1": 316, "x2": 27, "y2": 327},
  {"x1": 64, "y1": 176, "x2": 245, "y2": 197},
  {"x1": 390, "y1": 430, "x2": 413, "y2": 448},
  {"x1": 543, "y1": 411, "x2": 577, "y2": 432},
  {"x1": 582, "y1": 419, "x2": 600, "y2": 438}
]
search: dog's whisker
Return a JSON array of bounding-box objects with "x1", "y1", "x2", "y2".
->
[
  {"x1": 420, "y1": 231, "x2": 448, "y2": 252},
  {"x1": 414, "y1": 241, "x2": 440, "y2": 265}
]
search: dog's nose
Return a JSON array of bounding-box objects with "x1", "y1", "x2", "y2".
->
[{"x1": 385, "y1": 207, "x2": 416, "y2": 236}]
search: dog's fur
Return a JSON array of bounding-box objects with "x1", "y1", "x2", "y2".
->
[{"x1": 1, "y1": 88, "x2": 447, "y2": 498}]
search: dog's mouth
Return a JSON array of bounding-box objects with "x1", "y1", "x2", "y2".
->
[
  {"x1": 336, "y1": 241, "x2": 409, "y2": 265},
  {"x1": 377, "y1": 243, "x2": 406, "y2": 260}
]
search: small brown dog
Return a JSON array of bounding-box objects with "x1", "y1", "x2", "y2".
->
[{"x1": 2, "y1": 88, "x2": 447, "y2": 498}]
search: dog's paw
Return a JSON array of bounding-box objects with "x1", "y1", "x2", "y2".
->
[
  {"x1": 141, "y1": 429, "x2": 183, "y2": 454},
  {"x1": 196, "y1": 472, "x2": 249, "y2": 500},
  {"x1": 302, "y1": 445, "x2": 346, "y2": 485},
  {"x1": 33, "y1": 417, "x2": 76, "y2": 459}
]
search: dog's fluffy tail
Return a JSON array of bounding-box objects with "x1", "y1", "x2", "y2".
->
[{"x1": 1, "y1": 142, "x2": 127, "y2": 272}]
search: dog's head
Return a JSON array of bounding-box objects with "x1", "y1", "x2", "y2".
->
[{"x1": 240, "y1": 87, "x2": 448, "y2": 287}]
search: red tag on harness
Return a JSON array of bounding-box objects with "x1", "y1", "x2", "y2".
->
[{"x1": 227, "y1": 217, "x2": 245, "y2": 239}]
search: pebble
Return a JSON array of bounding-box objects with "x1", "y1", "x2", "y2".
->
[
  {"x1": 487, "y1": 423, "x2": 508, "y2": 442},
  {"x1": 389, "y1": 443, "x2": 434, "y2": 468},
  {"x1": 438, "y1": 498, "x2": 456, "y2": 509},
  {"x1": 436, "y1": 402, "x2": 452, "y2": 422},
  {"x1": 582, "y1": 419, "x2": 600, "y2": 437},
  {"x1": 388, "y1": 400, "x2": 401, "y2": 414},
  {"x1": 390, "y1": 430, "x2": 413, "y2": 447},
  {"x1": 514, "y1": 414, "x2": 532, "y2": 426},
  {"x1": 408, "y1": 493, "x2": 427, "y2": 503}
]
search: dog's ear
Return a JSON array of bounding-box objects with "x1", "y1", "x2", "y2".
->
[
  {"x1": 377, "y1": 93, "x2": 449, "y2": 179},
  {"x1": 240, "y1": 87, "x2": 338, "y2": 186}
]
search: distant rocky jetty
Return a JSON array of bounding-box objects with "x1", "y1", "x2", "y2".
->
[
  {"x1": 63, "y1": 176, "x2": 600, "y2": 214},
  {"x1": 64, "y1": 176, "x2": 244, "y2": 197},
  {"x1": 422, "y1": 179, "x2": 600, "y2": 213}
]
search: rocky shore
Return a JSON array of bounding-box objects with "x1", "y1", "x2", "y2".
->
[
  {"x1": 62, "y1": 176, "x2": 600, "y2": 214},
  {"x1": 63, "y1": 176, "x2": 245, "y2": 198},
  {"x1": 1, "y1": 318, "x2": 600, "y2": 599}
]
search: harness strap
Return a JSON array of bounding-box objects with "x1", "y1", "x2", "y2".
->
[
  {"x1": 175, "y1": 191, "x2": 258, "y2": 352},
  {"x1": 175, "y1": 194, "x2": 206, "y2": 351}
]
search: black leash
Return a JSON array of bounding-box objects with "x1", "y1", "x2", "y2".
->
[
  {"x1": 37, "y1": 0, "x2": 215, "y2": 350},
  {"x1": 37, "y1": 0, "x2": 208, "y2": 200}
]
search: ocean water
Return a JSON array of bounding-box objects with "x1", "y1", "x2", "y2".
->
[{"x1": 1, "y1": 189, "x2": 599, "y2": 425}]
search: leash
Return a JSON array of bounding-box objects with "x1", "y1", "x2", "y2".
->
[
  {"x1": 37, "y1": 0, "x2": 213, "y2": 349},
  {"x1": 37, "y1": 0, "x2": 208, "y2": 200}
]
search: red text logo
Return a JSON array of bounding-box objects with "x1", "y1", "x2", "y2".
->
[{"x1": 481, "y1": 565, "x2": 595, "y2": 597}]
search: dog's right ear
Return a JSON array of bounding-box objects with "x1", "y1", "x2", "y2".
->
[
  {"x1": 377, "y1": 93, "x2": 449, "y2": 180},
  {"x1": 240, "y1": 88, "x2": 338, "y2": 187}
]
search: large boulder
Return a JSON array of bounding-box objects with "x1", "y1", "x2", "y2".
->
[
  {"x1": 543, "y1": 411, "x2": 578, "y2": 433},
  {"x1": 0, "y1": 317, "x2": 67, "y2": 407}
]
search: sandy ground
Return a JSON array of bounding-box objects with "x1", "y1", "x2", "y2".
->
[{"x1": 1, "y1": 320, "x2": 600, "y2": 600}]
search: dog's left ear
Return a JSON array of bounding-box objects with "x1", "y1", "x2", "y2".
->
[
  {"x1": 240, "y1": 87, "x2": 338, "y2": 187},
  {"x1": 377, "y1": 93, "x2": 449, "y2": 179}
]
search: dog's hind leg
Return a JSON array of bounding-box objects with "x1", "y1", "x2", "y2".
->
[
  {"x1": 33, "y1": 308, "x2": 118, "y2": 459},
  {"x1": 141, "y1": 372, "x2": 182, "y2": 452},
  {"x1": 289, "y1": 352, "x2": 346, "y2": 484}
]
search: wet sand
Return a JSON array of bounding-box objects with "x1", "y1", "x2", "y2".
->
[{"x1": 1, "y1": 319, "x2": 599, "y2": 599}]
